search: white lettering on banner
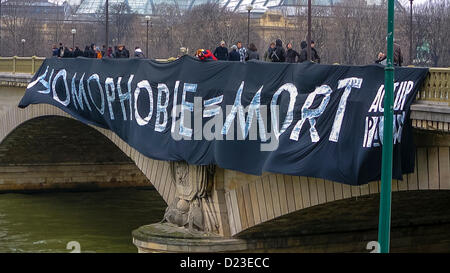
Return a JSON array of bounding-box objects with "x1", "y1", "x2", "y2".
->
[
  {"x1": 179, "y1": 83, "x2": 197, "y2": 137},
  {"x1": 27, "y1": 67, "x2": 419, "y2": 149},
  {"x1": 87, "y1": 73, "x2": 105, "y2": 115},
  {"x1": 290, "y1": 85, "x2": 333, "y2": 142},
  {"x1": 170, "y1": 81, "x2": 180, "y2": 134},
  {"x1": 329, "y1": 77, "x2": 363, "y2": 142},
  {"x1": 71, "y1": 73, "x2": 91, "y2": 111},
  {"x1": 105, "y1": 77, "x2": 115, "y2": 120},
  {"x1": 222, "y1": 82, "x2": 268, "y2": 141},
  {"x1": 155, "y1": 83, "x2": 170, "y2": 132},
  {"x1": 116, "y1": 75, "x2": 134, "y2": 121},
  {"x1": 134, "y1": 80, "x2": 153, "y2": 126},
  {"x1": 363, "y1": 80, "x2": 415, "y2": 148},
  {"x1": 52, "y1": 69, "x2": 70, "y2": 107},
  {"x1": 271, "y1": 83, "x2": 298, "y2": 139},
  {"x1": 28, "y1": 66, "x2": 54, "y2": 95}
]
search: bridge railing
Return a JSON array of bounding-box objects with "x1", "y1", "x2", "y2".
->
[
  {"x1": 0, "y1": 57, "x2": 448, "y2": 106},
  {"x1": 0, "y1": 56, "x2": 45, "y2": 75},
  {"x1": 416, "y1": 67, "x2": 450, "y2": 106}
]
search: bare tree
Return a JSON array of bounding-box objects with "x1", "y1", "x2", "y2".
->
[
  {"x1": 95, "y1": 1, "x2": 139, "y2": 47},
  {"x1": 1, "y1": 0, "x2": 45, "y2": 56},
  {"x1": 1, "y1": 0, "x2": 447, "y2": 67},
  {"x1": 413, "y1": 0, "x2": 450, "y2": 67},
  {"x1": 178, "y1": 3, "x2": 246, "y2": 56}
]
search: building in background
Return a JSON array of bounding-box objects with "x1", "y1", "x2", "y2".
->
[
  {"x1": 76, "y1": 0, "x2": 215, "y2": 15},
  {"x1": 75, "y1": 0, "x2": 403, "y2": 16},
  {"x1": 1, "y1": 0, "x2": 69, "y2": 19}
]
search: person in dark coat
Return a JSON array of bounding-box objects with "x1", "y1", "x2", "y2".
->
[
  {"x1": 285, "y1": 42, "x2": 301, "y2": 63},
  {"x1": 299, "y1": 41, "x2": 308, "y2": 63},
  {"x1": 228, "y1": 45, "x2": 240, "y2": 61},
  {"x1": 72, "y1": 46, "x2": 83, "y2": 57},
  {"x1": 213, "y1": 41, "x2": 229, "y2": 61},
  {"x1": 115, "y1": 45, "x2": 124, "y2": 58},
  {"x1": 247, "y1": 43, "x2": 259, "y2": 60},
  {"x1": 263, "y1": 42, "x2": 275, "y2": 62},
  {"x1": 311, "y1": 40, "x2": 320, "y2": 63},
  {"x1": 83, "y1": 46, "x2": 90, "y2": 57},
  {"x1": 299, "y1": 40, "x2": 320, "y2": 63},
  {"x1": 51, "y1": 44, "x2": 59, "y2": 57},
  {"x1": 112, "y1": 46, "x2": 118, "y2": 58},
  {"x1": 58, "y1": 43, "x2": 64, "y2": 57},
  {"x1": 123, "y1": 46, "x2": 130, "y2": 58},
  {"x1": 62, "y1": 47, "x2": 73, "y2": 58},
  {"x1": 101, "y1": 45, "x2": 107, "y2": 58},
  {"x1": 271, "y1": 39, "x2": 285, "y2": 62},
  {"x1": 115, "y1": 45, "x2": 130, "y2": 58},
  {"x1": 88, "y1": 44, "x2": 97, "y2": 58},
  {"x1": 393, "y1": 42, "x2": 403, "y2": 66},
  {"x1": 82, "y1": 44, "x2": 96, "y2": 58}
]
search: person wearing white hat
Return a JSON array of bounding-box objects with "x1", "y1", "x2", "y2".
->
[{"x1": 213, "y1": 41, "x2": 228, "y2": 61}]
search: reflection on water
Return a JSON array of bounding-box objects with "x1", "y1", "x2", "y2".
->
[{"x1": 0, "y1": 188, "x2": 166, "y2": 253}]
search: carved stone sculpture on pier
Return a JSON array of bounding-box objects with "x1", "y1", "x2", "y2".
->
[{"x1": 162, "y1": 161, "x2": 219, "y2": 234}]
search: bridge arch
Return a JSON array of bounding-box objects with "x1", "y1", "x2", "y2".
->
[
  {"x1": 1, "y1": 104, "x2": 449, "y2": 238},
  {"x1": 234, "y1": 190, "x2": 450, "y2": 252},
  {"x1": 223, "y1": 133, "x2": 450, "y2": 235},
  {"x1": 0, "y1": 104, "x2": 175, "y2": 204}
]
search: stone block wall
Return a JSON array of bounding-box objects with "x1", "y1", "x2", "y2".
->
[{"x1": 0, "y1": 163, "x2": 150, "y2": 192}]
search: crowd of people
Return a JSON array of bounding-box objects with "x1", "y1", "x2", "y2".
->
[
  {"x1": 52, "y1": 38, "x2": 403, "y2": 66},
  {"x1": 202, "y1": 39, "x2": 321, "y2": 63},
  {"x1": 200, "y1": 39, "x2": 320, "y2": 63},
  {"x1": 51, "y1": 39, "x2": 321, "y2": 64},
  {"x1": 201, "y1": 39, "x2": 403, "y2": 66},
  {"x1": 51, "y1": 43, "x2": 145, "y2": 59}
]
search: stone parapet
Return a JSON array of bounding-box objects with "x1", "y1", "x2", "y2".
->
[
  {"x1": 411, "y1": 102, "x2": 450, "y2": 132},
  {"x1": 0, "y1": 72, "x2": 33, "y2": 88},
  {"x1": 0, "y1": 163, "x2": 151, "y2": 192}
]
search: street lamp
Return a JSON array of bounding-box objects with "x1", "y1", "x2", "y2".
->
[
  {"x1": 246, "y1": 5, "x2": 253, "y2": 47},
  {"x1": 105, "y1": 0, "x2": 109, "y2": 52},
  {"x1": 0, "y1": 1, "x2": 3, "y2": 57},
  {"x1": 409, "y1": 0, "x2": 414, "y2": 65},
  {"x1": 145, "y1": 15, "x2": 151, "y2": 58},
  {"x1": 71, "y1": 28, "x2": 76, "y2": 49},
  {"x1": 21, "y1": 39, "x2": 25, "y2": 57}
]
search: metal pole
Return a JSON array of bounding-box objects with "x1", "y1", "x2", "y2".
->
[
  {"x1": 247, "y1": 10, "x2": 250, "y2": 46},
  {"x1": 409, "y1": 0, "x2": 413, "y2": 65},
  {"x1": 0, "y1": 1, "x2": 2, "y2": 57},
  {"x1": 72, "y1": 33, "x2": 75, "y2": 49},
  {"x1": 146, "y1": 20, "x2": 149, "y2": 58},
  {"x1": 378, "y1": 0, "x2": 395, "y2": 254},
  {"x1": 150, "y1": 21, "x2": 153, "y2": 56},
  {"x1": 56, "y1": 2, "x2": 58, "y2": 43},
  {"x1": 307, "y1": 0, "x2": 312, "y2": 61},
  {"x1": 105, "y1": 0, "x2": 109, "y2": 51},
  {"x1": 22, "y1": 43, "x2": 24, "y2": 57}
]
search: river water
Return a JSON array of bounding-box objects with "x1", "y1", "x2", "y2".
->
[
  {"x1": 0, "y1": 188, "x2": 166, "y2": 253},
  {"x1": 0, "y1": 88, "x2": 167, "y2": 253}
]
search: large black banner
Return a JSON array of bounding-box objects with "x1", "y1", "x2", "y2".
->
[{"x1": 19, "y1": 56, "x2": 428, "y2": 185}]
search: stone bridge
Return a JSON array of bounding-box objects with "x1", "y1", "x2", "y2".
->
[{"x1": 0, "y1": 59, "x2": 449, "y2": 252}]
